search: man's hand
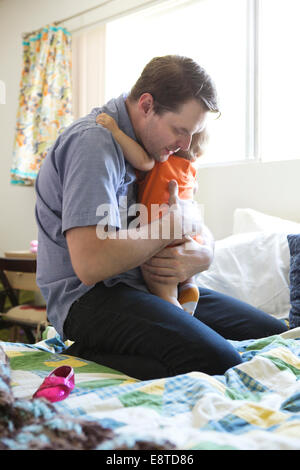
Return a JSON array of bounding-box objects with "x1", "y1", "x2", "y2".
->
[
  {"x1": 141, "y1": 180, "x2": 214, "y2": 284},
  {"x1": 141, "y1": 232, "x2": 214, "y2": 285},
  {"x1": 167, "y1": 179, "x2": 203, "y2": 242}
]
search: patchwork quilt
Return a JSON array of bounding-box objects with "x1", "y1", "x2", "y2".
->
[{"x1": 1, "y1": 327, "x2": 300, "y2": 450}]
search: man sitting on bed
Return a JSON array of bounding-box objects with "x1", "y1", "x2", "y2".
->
[{"x1": 35, "y1": 55, "x2": 287, "y2": 380}]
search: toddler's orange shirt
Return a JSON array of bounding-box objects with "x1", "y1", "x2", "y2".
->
[
  {"x1": 137, "y1": 155, "x2": 196, "y2": 224},
  {"x1": 137, "y1": 155, "x2": 202, "y2": 244}
]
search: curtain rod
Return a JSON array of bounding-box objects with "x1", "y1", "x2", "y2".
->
[{"x1": 22, "y1": 0, "x2": 113, "y2": 38}]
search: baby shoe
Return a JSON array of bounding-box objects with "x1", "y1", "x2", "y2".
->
[{"x1": 33, "y1": 365, "x2": 75, "y2": 403}]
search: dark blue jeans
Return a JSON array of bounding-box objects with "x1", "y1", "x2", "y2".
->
[{"x1": 63, "y1": 282, "x2": 287, "y2": 380}]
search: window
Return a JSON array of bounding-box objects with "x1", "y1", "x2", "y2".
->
[
  {"x1": 106, "y1": 0, "x2": 248, "y2": 164},
  {"x1": 104, "y1": 0, "x2": 300, "y2": 164},
  {"x1": 259, "y1": 0, "x2": 300, "y2": 161}
]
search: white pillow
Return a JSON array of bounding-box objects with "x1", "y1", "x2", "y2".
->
[
  {"x1": 196, "y1": 231, "x2": 291, "y2": 319},
  {"x1": 233, "y1": 208, "x2": 300, "y2": 234}
]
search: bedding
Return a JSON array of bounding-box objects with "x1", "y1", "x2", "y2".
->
[
  {"x1": 197, "y1": 208, "x2": 300, "y2": 321},
  {"x1": 1, "y1": 326, "x2": 300, "y2": 450},
  {"x1": 232, "y1": 208, "x2": 300, "y2": 235},
  {"x1": 196, "y1": 231, "x2": 291, "y2": 320},
  {"x1": 2, "y1": 208, "x2": 300, "y2": 451},
  {"x1": 287, "y1": 234, "x2": 300, "y2": 329}
]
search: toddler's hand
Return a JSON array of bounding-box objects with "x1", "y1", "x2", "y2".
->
[{"x1": 96, "y1": 113, "x2": 119, "y2": 133}]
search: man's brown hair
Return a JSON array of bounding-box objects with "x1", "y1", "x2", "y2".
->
[{"x1": 128, "y1": 55, "x2": 219, "y2": 115}]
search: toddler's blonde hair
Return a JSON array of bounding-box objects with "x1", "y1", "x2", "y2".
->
[{"x1": 175, "y1": 128, "x2": 209, "y2": 161}]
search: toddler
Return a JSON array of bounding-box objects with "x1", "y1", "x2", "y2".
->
[{"x1": 96, "y1": 112, "x2": 208, "y2": 315}]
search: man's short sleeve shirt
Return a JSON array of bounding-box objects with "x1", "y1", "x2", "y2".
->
[{"x1": 35, "y1": 95, "x2": 148, "y2": 339}]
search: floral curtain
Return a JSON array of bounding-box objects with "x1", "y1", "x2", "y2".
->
[{"x1": 11, "y1": 24, "x2": 73, "y2": 185}]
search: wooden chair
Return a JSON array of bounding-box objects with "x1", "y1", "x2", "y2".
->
[{"x1": 0, "y1": 257, "x2": 49, "y2": 343}]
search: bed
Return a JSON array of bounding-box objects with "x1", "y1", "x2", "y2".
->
[{"x1": 1, "y1": 209, "x2": 300, "y2": 451}]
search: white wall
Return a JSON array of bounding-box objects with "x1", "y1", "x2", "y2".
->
[
  {"x1": 0, "y1": 0, "x2": 299, "y2": 254},
  {"x1": 195, "y1": 159, "x2": 300, "y2": 240}
]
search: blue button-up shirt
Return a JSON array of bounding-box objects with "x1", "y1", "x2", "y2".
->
[{"x1": 35, "y1": 94, "x2": 148, "y2": 339}]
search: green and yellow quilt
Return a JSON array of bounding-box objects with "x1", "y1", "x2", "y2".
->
[{"x1": 1, "y1": 327, "x2": 300, "y2": 450}]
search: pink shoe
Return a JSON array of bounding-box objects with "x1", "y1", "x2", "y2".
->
[{"x1": 33, "y1": 365, "x2": 75, "y2": 403}]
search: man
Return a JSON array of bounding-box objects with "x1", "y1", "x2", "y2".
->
[{"x1": 35, "y1": 55, "x2": 287, "y2": 380}]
